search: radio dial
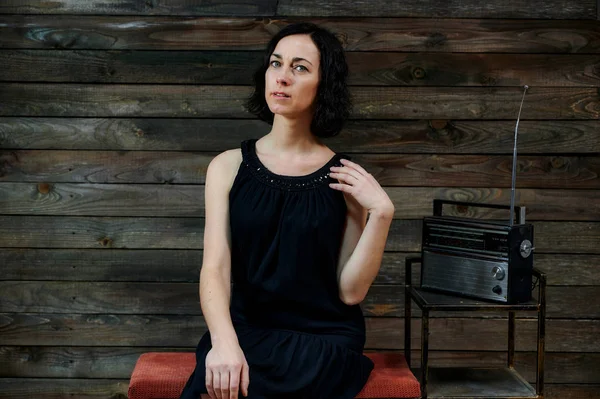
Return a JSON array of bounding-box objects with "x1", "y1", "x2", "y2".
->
[
  {"x1": 492, "y1": 285, "x2": 503, "y2": 295},
  {"x1": 491, "y1": 266, "x2": 505, "y2": 280},
  {"x1": 520, "y1": 239, "x2": 534, "y2": 258}
]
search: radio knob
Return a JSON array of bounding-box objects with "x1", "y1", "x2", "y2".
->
[
  {"x1": 491, "y1": 266, "x2": 505, "y2": 280},
  {"x1": 520, "y1": 239, "x2": 534, "y2": 258},
  {"x1": 492, "y1": 285, "x2": 503, "y2": 295}
]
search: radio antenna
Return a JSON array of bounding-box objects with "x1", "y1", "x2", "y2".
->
[{"x1": 509, "y1": 85, "x2": 529, "y2": 226}]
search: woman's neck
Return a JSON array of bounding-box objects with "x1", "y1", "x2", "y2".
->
[{"x1": 265, "y1": 114, "x2": 320, "y2": 154}]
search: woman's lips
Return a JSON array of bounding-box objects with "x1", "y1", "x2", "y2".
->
[{"x1": 272, "y1": 92, "x2": 290, "y2": 98}]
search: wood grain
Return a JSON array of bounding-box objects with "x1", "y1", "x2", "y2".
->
[
  {"x1": 0, "y1": 378, "x2": 128, "y2": 399},
  {"x1": 0, "y1": 0, "x2": 278, "y2": 16},
  {"x1": 1, "y1": 18, "x2": 600, "y2": 53},
  {"x1": 2, "y1": 118, "x2": 599, "y2": 154},
  {"x1": 2, "y1": 249, "x2": 599, "y2": 286},
  {"x1": 0, "y1": 216, "x2": 597, "y2": 253},
  {"x1": 1, "y1": 282, "x2": 598, "y2": 318},
  {"x1": 3, "y1": 50, "x2": 600, "y2": 87},
  {"x1": 1, "y1": 314, "x2": 597, "y2": 352},
  {"x1": 1, "y1": 183, "x2": 599, "y2": 221},
  {"x1": 0, "y1": 183, "x2": 205, "y2": 217},
  {"x1": 2, "y1": 151, "x2": 599, "y2": 189},
  {"x1": 0, "y1": 249, "x2": 203, "y2": 282},
  {"x1": 1, "y1": 0, "x2": 594, "y2": 18},
  {"x1": 1, "y1": 84, "x2": 599, "y2": 120},
  {"x1": 277, "y1": 0, "x2": 597, "y2": 19}
]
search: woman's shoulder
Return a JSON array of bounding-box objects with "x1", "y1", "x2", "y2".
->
[{"x1": 206, "y1": 148, "x2": 243, "y2": 188}]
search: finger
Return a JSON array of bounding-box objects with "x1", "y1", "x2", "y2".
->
[
  {"x1": 229, "y1": 367, "x2": 240, "y2": 399},
  {"x1": 213, "y1": 372, "x2": 222, "y2": 399},
  {"x1": 329, "y1": 172, "x2": 358, "y2": 185},
  {"x1": 220, "y1": 371, "x2": 230, "y2": 399},
  {"x1": 340, "y1": 158, "x2": 370, "y2": 177},
  {"x1": 329, "y1": 182, "x2": 351, "y2": 192},
  {"x1": 206, "y1": 368, "x2": 217, "y2": 399},
  {"x1": 241, "y1": 362, "x2": 250, "y2": 397},
  {"x1": 330, "y1": 165, "x2": 363, "y2": 181}
]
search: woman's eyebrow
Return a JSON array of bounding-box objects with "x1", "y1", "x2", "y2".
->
[{"x1": 271, "y1": 53, "x2": 313, "y2": 66}]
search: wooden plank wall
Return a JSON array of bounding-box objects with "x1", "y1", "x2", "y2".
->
[{"x1": 1, "y1": 1, "x2": 599, "y2": 398}]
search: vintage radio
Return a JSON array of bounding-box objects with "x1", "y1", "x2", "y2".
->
[
  {"x1": 421, "y1": 200, "x2": 534, "y2": 303},
  {"x1": 420, "y1": 86, "x2": 535, "y2": 304}
]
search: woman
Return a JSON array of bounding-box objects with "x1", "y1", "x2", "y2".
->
[{"x1": 180, "y1": 22, "x2": 395, "y2": 399}]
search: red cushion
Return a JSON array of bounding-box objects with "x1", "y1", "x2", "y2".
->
[{"x1": 128, "y1": 352, "x2": 420, "y2": 399}]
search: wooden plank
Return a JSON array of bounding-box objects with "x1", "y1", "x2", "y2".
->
[
  {"x1": 2, "y1": 249, "x2": 599, "y2": 286},
  {"x1": 0, "y1": 150, "x2": 213, "y2": 184},
  {"x1": 0, "y1": 346, "x2": 159, "y2": 378},
  {"x1": 1, "y1": 314, "x2": 597, "y2": 352},
  {"x1": 3, "y1": 50, "x2": 600, "y2": 87},
  {"x1": 0, "y1": 347, "x2": 598, "y2": 383},
  {"x1": 2, "y1": 183, "x2": 599, "y2": 221},
  {"x1": 0, "y1": 378, "x2": 128, "y2": 399},
  {"x1": 1, "y1": 0, "x2": 594, "y2": 18},
  {"x1": 348, "y1": 52, "x2": 600, "y2": 87},
  {"x1": 0, "y1": 0, "x2": 278, "y2": 16},
  {"x1": 2, "y1": 118, "x2": 599, "y2": 154},
  {"x1": 0, "y1": 216, "x2": 598, "y2": 253},
  {"x1": 0, "y1": 215, "x2": 207, "y2": 249},
  {"x1": 0, "y1": 50, "x2": 259, "y2": 85},
  {"x1": 0, "y1": 249, "x2": 203, "y2": 282},
  {"x1": 1, "y1": 84, "x2": 599, "y2": 120},
  {"x1": 277, "y1": 0, "x2": 597, "y2": 19},
  {"x1": 0, "y1": 183, "x2": 205, "y2": 217},
  {"x1": 1, "y1": 282, "x2": 598, "y2": 318},
  {"x1": 2, "y1": 151, "x2": 600, "y2": 189},
  {"x1": 2, "y1": 17, "x2": 600, "y2": 53}
]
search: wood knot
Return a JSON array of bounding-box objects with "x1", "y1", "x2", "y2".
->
[
  {"x1": 99, "y1": 237, "x2": 113, "y2": 247},
  {"x1": 550, "y1": 157, "x2": 565, "y2": 169},
  {"x1": 135, "y1": 129, "x2": 144, "y2": 137},
  {"x1": 429, "y1": 120, "x2": 448, "y2": 130},
  {"x1": 425, "y1": 32, "x2": 447, "y2": 48},
  {"x1": 412, "y1": 67, "x2": 426, "y2": 80},
  {"x1": 37, "y1": 183, "x2": 52, "y2": 194}
]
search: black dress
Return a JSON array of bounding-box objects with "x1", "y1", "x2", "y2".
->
[{"x1": 179, "y1": 139, "x2": 374, "y2": 399}]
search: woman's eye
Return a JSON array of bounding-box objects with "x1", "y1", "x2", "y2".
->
[
  {"x1": 294, "y1": 65, "x2": 308, "y2": 72},
  {"x1": 270, "y1": 60, "x2": 281, "y2": 67}
]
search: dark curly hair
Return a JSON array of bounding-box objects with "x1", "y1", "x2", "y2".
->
[{"x1": 245, "y1": 22, "x2": 351, "y2": 138}]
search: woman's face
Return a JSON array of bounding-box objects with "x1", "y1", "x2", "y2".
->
[{"x1": 264, "y1": 34, "x2": 321, "y2": 119}]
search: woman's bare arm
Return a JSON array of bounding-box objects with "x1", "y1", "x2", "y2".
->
[
  {"x1": 329, "y1": 159, "x2": 395, "y2": 306},
  {"x1": 199, "y1": 149, "x2": 249, "y2": 398}
]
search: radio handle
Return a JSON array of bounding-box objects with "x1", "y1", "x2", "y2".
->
[{"x1": 432, "y1": 199, "x2": 527, "y2": 224}]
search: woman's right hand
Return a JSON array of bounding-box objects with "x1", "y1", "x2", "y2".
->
[{"x1": 205, "y1": 342, "x2": 250, "y2": 399}]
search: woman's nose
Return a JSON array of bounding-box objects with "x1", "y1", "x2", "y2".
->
[
  {"x1": 275, "y1": 69, "x2": 292, "y2": 86},
  {"x1": 276, "y1": 76, "x2": 290, "y2": 86}
]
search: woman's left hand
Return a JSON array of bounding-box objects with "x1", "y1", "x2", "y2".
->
[{"x1": 329, "y1": 158, "x2": 395, "y2": 217}]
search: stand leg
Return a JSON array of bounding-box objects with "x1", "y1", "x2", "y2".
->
[
  {"x1": 508, "y1": 311, "x2": 515, "y2": 368},
  {"x1": 405, "y1": 287, "x2": 412, "y2": 368},
  {"x1": 537, "y1": 273, "x2": 547, "y2": 397},
  {"x1": 421, "y1": 310, "x2": 429, "y2": 399},
  {"x1": 405, "y1": 258, "x2": 413, "y2": 368}
]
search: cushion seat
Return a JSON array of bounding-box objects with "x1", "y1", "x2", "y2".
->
[{"x1": 128, "y1": 352, "x2": 420, "y2": 399}]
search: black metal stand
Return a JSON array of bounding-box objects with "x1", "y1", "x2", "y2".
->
[{"x1": 404, "y1": 257, "x2": 546, "y2": 399}]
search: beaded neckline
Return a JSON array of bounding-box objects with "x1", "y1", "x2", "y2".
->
[{"x1": 242, "y1": 139, "x2": 342, "y2": 191}]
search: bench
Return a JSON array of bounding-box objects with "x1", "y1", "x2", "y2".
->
[{"x1": 128, "y1": 352, "x2": 420, "y2": 398}]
